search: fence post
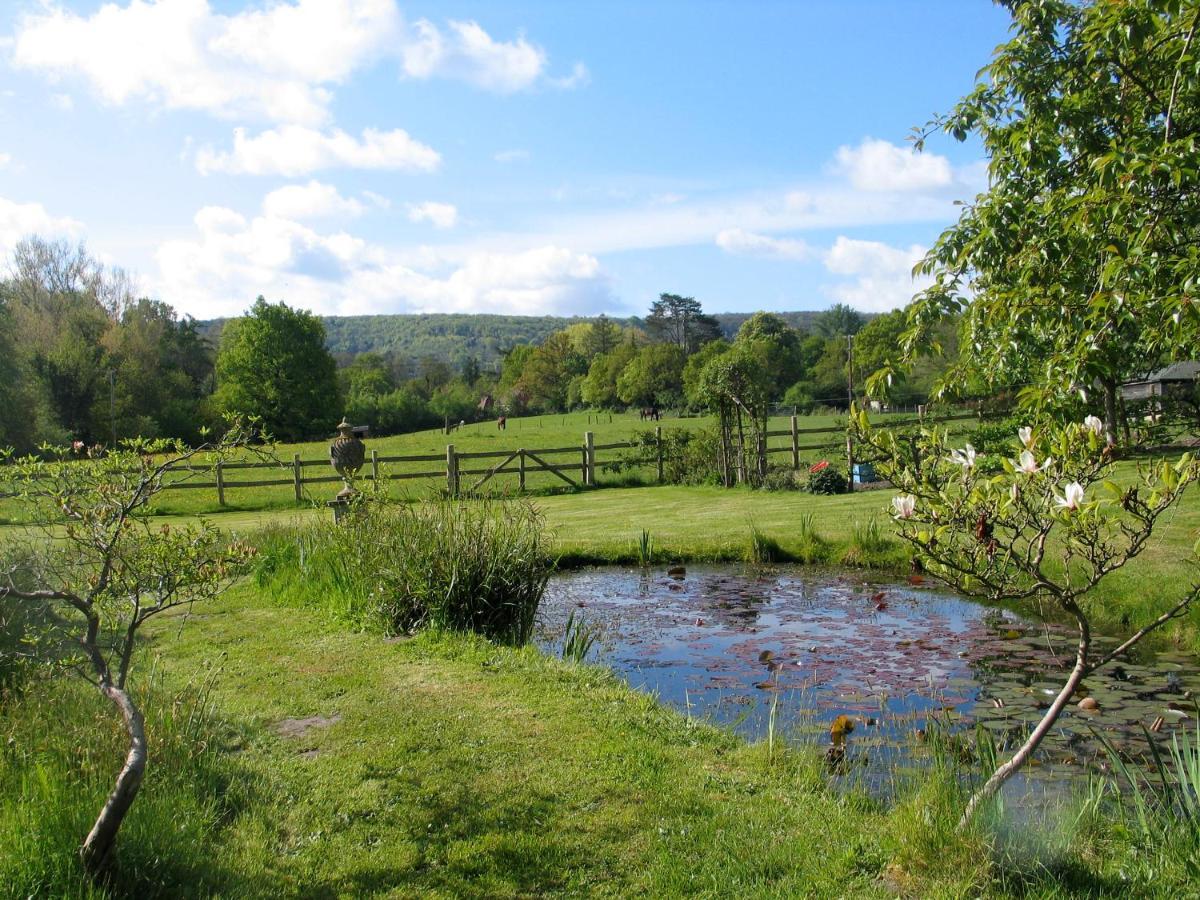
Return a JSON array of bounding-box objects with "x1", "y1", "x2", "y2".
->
[
  {"x1": 519, "y1": 450, "x2": 526, "y2": 491},
  {"x1": 292, "y1": 453, "x2": 302, "y2": 503},
  {"x1": 656, "y1": 426, "x2": 664, "y2": 483},
  {"x1": 215, "y1": 459, "x2": 226, "y2": 507},
  {"x1": 371, "y1": 449, "x2": 379, "y2": 485},
  {"x1": 584, "y1": 431, "x2": 595, "y2": 486},
  {"x1": 790, "y1": 415, "x2": 800, "y2": 470},
  {"x1": 446, "y1": 444, "x2": 458, "y2": 497}
]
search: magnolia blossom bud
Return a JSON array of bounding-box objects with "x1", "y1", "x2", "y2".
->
[{"x1": 892, "y1": 494, "x2": 916, "y2": 519}]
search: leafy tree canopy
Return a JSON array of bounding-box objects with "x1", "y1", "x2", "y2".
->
[
  {"x1": 893, "y1": 0, "x2": 1200, "y2": 440},
  {"x1": 214, "y1": 297, "x2": 340, "y2": 441}
]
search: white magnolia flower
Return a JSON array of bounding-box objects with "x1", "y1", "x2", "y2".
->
[
  {"x1": 948, "y1": 444, "x2": 978, "y2": 470},
  {"x1": 1016, "y1": 450, "x2": 1052, "y2": 474},
  {"x1": 1054, "y1": 481, "x2": 1085, "y2": 512},
  {"x1": 892, "y1": 494, "x2": 916, "y2": 520},
  {"x1": 1083, "y1": 415, "x2": 1104, "y2": 436},
  {"x1": 1018, "y1": 426, "x2": 1033, "y2": 447}
]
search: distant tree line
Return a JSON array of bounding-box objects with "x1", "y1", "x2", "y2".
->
[{"x1": 0, "y1": 237, "x2": 962, "y2": 451}]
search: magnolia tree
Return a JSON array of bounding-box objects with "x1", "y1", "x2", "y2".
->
[
  {"x1": 0, "y1": 433, "x2": 256, "y2": 875},
  {"x1": 852, "y1": 409, "x2": 1200, "y2": 825}
]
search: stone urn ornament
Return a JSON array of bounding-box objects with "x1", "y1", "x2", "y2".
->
[{"x1": 329, "y1": 417, "x2": 365, "y2": 501}]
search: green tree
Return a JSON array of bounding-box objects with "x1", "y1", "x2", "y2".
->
[
  {"x1": 895, "y1": 0, "x2": 1200, "y2": 442},
  {"x1": 644, "y1": 293, "x2": 722, "y2": 354},
  {"x1": 515, "y1": 332, "x2": 587, "y2": 411},
  {"x1": 616, "y1": 343, "x2": 686, "y2": 408},
  {"x1": 813, "y1": 303, "x2": 865, "y2": 339},
  {"x1": 579, "y1": 314, "x2": 623, "y2": 360},
  {"x1": 0, "y1": 433, "x2": 256, "y2": 874},
  {"x1": 213, "y1": 298, "x2": 339, "y2": 441},
  {"x1": 682, "y1": 339, "x2": 731, "y2": 409},
  {"x1": 581, "y1": 341, "x2": 639, "y2": 409},
  {"x1": 734, "y1": 312, "x2": 804, "y2": 394}
]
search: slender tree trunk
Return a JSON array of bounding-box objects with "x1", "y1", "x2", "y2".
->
[
  {"x1": 959, "y1": 606, "x2": 1090, "y2": 827},
  {"x1": 1102, "y1": 378, "x2": 1120, "y2": 448},
  {"x1": 81, "y1": 684, "x2": 147, "y2": 875},
  {"x1": 729, "y1": 408, "x2": 739, "y2": 487}
]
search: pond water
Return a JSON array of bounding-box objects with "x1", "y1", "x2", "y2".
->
[{"x1": 536, "y1": 566, "x2": 1199, "y2": 799}]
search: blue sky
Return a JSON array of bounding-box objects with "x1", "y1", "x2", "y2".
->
[{"x1": 0, "y1": 1, "x2": 1012, "y2": 320}]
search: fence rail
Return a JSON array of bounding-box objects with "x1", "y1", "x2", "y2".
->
[{"x1": 0, "y1": 412, "x2": 982, "y2": 505}]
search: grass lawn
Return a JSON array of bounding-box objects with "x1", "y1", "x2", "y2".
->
[{"x1": 3, "y1": 480, "x2": 1199, "y2": 895}]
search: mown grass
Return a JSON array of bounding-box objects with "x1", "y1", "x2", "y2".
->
[
  {"x1": 7, "y1": 581, "x2": 1200, "y2": 897},
  {"x1": 0, "y1": 409, "x2": 912, "y2": 523}
]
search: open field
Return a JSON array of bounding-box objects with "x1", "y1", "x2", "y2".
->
[{"x1": 0, "y1": 409, "x2": 964, "y2": 522}]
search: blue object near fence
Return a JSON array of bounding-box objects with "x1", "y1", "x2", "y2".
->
[{"x1": 851, "y1": 463, "x2": 876, "y2": 484}]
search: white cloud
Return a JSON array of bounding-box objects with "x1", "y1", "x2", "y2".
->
[
  {"x1": 400, "y1": 18, "x2": 564, "y2": 93},
  {"x1": 12, "y1": 0, "x2": 401, "y2": 125},
  {"x1": 51, "y1": 93, "x2": 74, "y2": 111},
  {"x1": 262, "y1": 181, "x2": 365, "y2": 220},
  {"x1": 0, "y1": 194, "x2": 84, "y2": 259},
  {"x1": 194, "y1": 125, "x2": 440, "y2": 176},
  {"x1": 0, "y1": 153, "x2": 10, "y2": 169},
  {"x1": 407, "y1": 201, "x2": 458, "y2": 229},
  {"x1": 832, "y1": 138, "x2": 954, "y2": 192},
  {"x1": 494, "y1": 148, "x2": 530, "y2": 164},
  {"x1": 155, "y1": 206, "x2": 610, "y2": 318},
  {"x1": 821, "y1": 236, "x2": 930, "y2": 312},
  {"x1": 549, "y1": 61, "x2": 590, "y2": 90},
  {"x1": 715, "y1": 228, "x2": 812, "y2": 261},
  {"x1": 12, "y1": 2, "x2": 579, "y2": 123}
]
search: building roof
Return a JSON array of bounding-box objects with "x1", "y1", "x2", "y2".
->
[{"x1": 1125, "y1": 361, "x2": 1200, "y2": 385}]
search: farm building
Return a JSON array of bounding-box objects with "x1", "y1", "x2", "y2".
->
[{"x1": 1119, "y1": 361, "x2": 1200, "y2": 403}]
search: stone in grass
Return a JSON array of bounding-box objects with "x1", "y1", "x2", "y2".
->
[
  {"x1": 274, "y1": 713, "x2": 342, "y2": 739},
  {"x1": 1077, "y1": 697, "x2": 1100, "y2": 712}
]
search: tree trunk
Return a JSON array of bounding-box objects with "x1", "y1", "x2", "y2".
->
[
  {"x1": 81, "y1": 684, "x2": 147, "y2": 876},
  {"x1": 959, "y1": 608, "x2": 1090, "y2": 827},
  {"x1": 1102, "y1": 378, "x2": 1120, "y2": 448}
]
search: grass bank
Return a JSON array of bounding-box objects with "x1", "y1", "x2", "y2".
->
[{"x1": 8, "y1": 582, "x2": 1198, "y2": 898}]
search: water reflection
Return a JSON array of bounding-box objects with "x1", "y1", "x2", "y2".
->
[{"x1": 537, "y1": 566, "x2": 1199, "y2": 797}]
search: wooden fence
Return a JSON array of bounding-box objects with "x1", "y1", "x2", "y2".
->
[{"x1": 1, "y1": 413, "x2": 978, "y2": 506}]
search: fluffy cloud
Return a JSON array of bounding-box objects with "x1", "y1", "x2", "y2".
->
[
  {"x1": 262, "y1": 181, "x2": 365, "y2": 220},
  {"x1": 155, "y1": 205, "x2": 610, "y2": 318},
  {"x1": 12, "y1": 0, "x2": 400, "y2": 125},
  {"x1": 12, "y1": 1, "x2": 582, "y2": 123},
  {"x1": 195, "y1": 126, "x2": 440, "y2": 176},
  {"x1": 832, "y1": 138, "x2": 954, "y2": 192},
  {"x1": 715, "y1": 227, "x2": 812, "y2": 261},
  {"x1": 822, "y1": 236, "x2": 931, "y2": 312},
  {"x1": 407, "y1": 201, "x2": 458, "y2": 229},
  {"x1": 0, "y1": 195, "x2": 84, "y2": 259},
  {"x1": 401, "y1": 19, "x2": 550, "y2": 93}
]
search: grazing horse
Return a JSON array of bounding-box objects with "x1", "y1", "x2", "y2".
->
[
  {"x1": 639, "y1": 406, "x2": 660, "y2": 421},
  {"x1": 497, "y1": 416, "x2": 507, "y2": 430}
]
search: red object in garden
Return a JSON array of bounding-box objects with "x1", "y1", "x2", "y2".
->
[{"x1": 810, "y1": 460, "x2": 830, "y2": 473}]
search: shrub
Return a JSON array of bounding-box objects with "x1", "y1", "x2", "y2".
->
[
  {"x1": 609, "y1": 427, "x2": 723, "y2": 485},
  {"x1": 256, "y1": 498, "x2": 552, "y2": 644},
  {"x1": 806, "y1": 465, "x2": 847, "y2": 494}
]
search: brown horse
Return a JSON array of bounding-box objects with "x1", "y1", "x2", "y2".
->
[
  {"x1": 497, "y1": 416, "x2": 507, "y2": 430},
  {"x1": 639, "y1": 407, "x2": 660, "y2": 421}
]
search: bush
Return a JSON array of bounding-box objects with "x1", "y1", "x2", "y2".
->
[
  {"x1": 255, "y1": 498, "x2": 552, "y2": 644},
  {"x1": 608, "y1": 427, "x2": 723, "y2": 485},
  {"x1": 806, "y1": 465, "x2": 847, "y2": 494}
]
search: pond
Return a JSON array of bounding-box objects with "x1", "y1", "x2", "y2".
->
[{"x1": 536, "y1": 566, "x2": 1199, "y2": 800}]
